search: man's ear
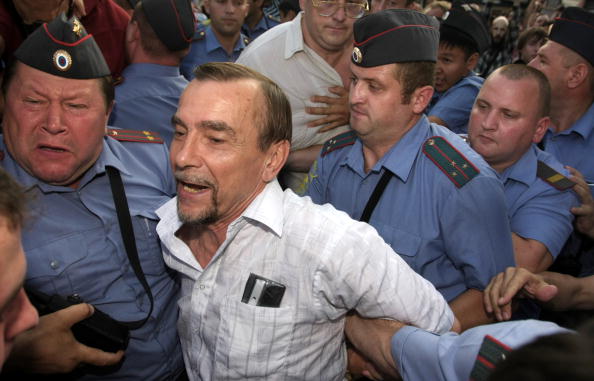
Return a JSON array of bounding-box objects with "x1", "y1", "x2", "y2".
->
[
  {"x1": 567, "y1": 63, "x2": 589, "y2": 90},
  {"x1": 262, "y1": 139, "x2": 290, "y2": 182},
  {"x1": 533, "y1": 115, "x2": 550, "y2": 144},
  {"x1": 411, "y1": 85, "x2": 434, "y2": 114},
  {"x1": 466, "y1": 52, "x2": 480, "y2": 72}
]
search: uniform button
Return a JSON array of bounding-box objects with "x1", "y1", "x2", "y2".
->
[{"x1": 50, "y1": 260, "x2": 59, "y2": 269}]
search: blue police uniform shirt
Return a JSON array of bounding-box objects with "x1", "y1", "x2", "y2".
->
[
  {"x1": 241, "y1": 13, "x2": 280, "y2": 41},
  {"x1": 303, "y1": 116, "x2": 515, "y2": 302},
  {"x1": 181, "y1": 25, "x2": 249, "y2": 80},
  {"x1": 501, "y1": 144, "x2": 577, "y2": 258},
  {"x1": 0, "y1": 135, "x2": 183, "y2": 380},
  {"x1": 392, "y1": 320, "x2": 570, "y2": 381},
  {"x1": 109, "y1": 63, "x2": 189, "y2": 146},
  {"x1": 541, "y1": 101, "x2": 594, "y2": 194},
  {"x1": 427, "y1": 72, "x2": 484, "y2": 134}
]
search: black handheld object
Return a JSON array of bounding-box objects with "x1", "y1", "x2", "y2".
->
[
  {"x1": 241, "y1": 273, "x2": 286, "y2": 308},
  {"x1": 26, "y1": 289, "x2": 130, "y2": 353}
]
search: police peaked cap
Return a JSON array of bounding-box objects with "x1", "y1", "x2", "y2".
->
[
  {"x1": 143, "y1": 0, "x2": 195, "y2": 51},
  {"x1": 14, "y1": 13, "x2": 110, "y2": 79},
  {"x1": 352, "y1": 9, "x2": 440, "y2": 67},
  {"x1": 549, "y1": 7, "x2": 594, "y2": 67},
  {"x1": 441, "y1": 6, "x2": 490, "y2": 54}
]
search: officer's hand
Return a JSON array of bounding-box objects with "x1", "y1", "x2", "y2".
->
[
  {"x1": 567, "y1": 166, "x2": 594, "y2": 239},
  {"x1": 306, "y1": 86, "x2": 350, "y2": 132},
  {"x1": 6, "y1": 303, "x2": 124, "y2": 374},
  {"x1": 484, "y1": 267, "x2": 558, "y2": 321}
]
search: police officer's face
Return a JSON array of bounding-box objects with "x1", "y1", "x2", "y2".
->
[
  {"x1": 0, "y1": 217, "x2": 38, "y2": 369},
  {"x1": 434, "y1": 44, "x2": 478, "y2": 93},
  {"x1": 349, "y1": 63, "x2": 425, "y2": 140},
  {"x1": 170, "y1": 79, "x2": 286, "y2": 226},
  {"x1": 468, "y1": 71, "x2": 549, "y2": 173},
  {"x1": 2, "y1": 63, "x2": 110, "y2": 188},
  {"x1": 300, "y1": 0, "x2": 358, "y2": 53},
  {"x1": 528, "y1": 41, "x2": 569, "y2": 99},
  {"x1": 205, "y1": 0, "x2": 249, "y2": 37}
]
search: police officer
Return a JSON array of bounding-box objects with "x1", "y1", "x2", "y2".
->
[
  {"x1": 426, "y1": 6, "x2": 490, "y2": 134},
  {"x1": 180, "y1": 0, "x2": 250, "y2": 80},
  {"x1": 109, "y1": 0, "x2": 194, "y2": 146},
  {"x1": 0, "y1": 14, "x2": 183, "y2": 379},
  {"x1": 303, "y1": 9, "x2": 514, "y2": 331},
  {"x1": 241, "y1": 0, "x2": 280, "y2": 40}
]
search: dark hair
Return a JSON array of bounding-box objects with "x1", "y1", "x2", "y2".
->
[
  {"x1": 488, "y1": 331, "x2": 594, "y2": 381},
  {"x1": 440, "y1": 25, "x2": 479, "y2": 59},
  {"x1": 131, "y1": 2, "x2": 186, "y2": 59},
  {"x1": 393, "y1": 61, "x2": 435, "y2": 104},
  {"x1": 0, "y1": 168, "x2": 26, "y2": 230},
  {"x1": 1, "y1": 59, "x2": 115, "y2": 110},
  {"x1": 496, "y1": 64, "x2": 551, "y2": 118},
  {"x1": 192, "y1": 62, "x2": 292, "y2": 151},
  {"x1": 517, "y1": 27, "x2": 547, "y2": 51}
]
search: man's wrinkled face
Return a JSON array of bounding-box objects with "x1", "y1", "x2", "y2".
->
[
  {"x1": 170, "y1": 79, "x2": 273, "y2": 226},
  {"x1": 2, "y1": 63, "x2": 110, "y2": 188},
  {"x1": 300, "y1": 0, "x2": 359, "y2": 53}
]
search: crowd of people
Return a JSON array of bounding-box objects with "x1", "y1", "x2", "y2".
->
[{"x1": 0, "y1": 0, "x2": 594, "y2": 380}]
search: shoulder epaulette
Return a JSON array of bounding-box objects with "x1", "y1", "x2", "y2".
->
[
  {"x1": 266, "y1": 14, "x2": 280, "y2": 23},
  {"x1": 422, "y1": 136, "x2": 479, "y2": 188},
  {"x1": 107, "y1": 128, "x2": 164, "y2": 144},
  {"x1": 192, "y1": 29, "x2": 206, "y2": 42},
  {"x1": 537, "y1": 160, "x2": 575, "y2": 190},
  {"x1": 321, "y1": 130, "x2": 357, "y2": 157},
  {"x1": 469, "y1": 335, "x2": 512, "y2": 381},
  {"x1": 113, "y1": 75, "x2": 124, "y2": 87}
]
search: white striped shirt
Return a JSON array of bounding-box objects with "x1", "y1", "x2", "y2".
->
[{"x1": 156, "y1": 180, "x2": 454, "y2": 381}]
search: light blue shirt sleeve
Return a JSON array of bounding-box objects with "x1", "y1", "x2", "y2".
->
[{"x1": 392, "y1": 320, "x2": 571, "y2": 381}]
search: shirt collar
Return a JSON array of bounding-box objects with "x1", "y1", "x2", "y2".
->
[
  {"x1": 499, "y1": 144, "x2": 538, "y2": 186},
  {"x1": 0, "y1": 136, "x2": 129, "y2": 193},
  {"x1": 121, "y1": 63, "x2": 182, "y2": 78},
  {"x1": 156, "y1": 179, "x2": 285, "y2": 240},
  {"x1": 344, "y1": 116, "x2": 430, "y2": 182},
  {"x1": 205, "y1": 26, "x2": 247, "y2": 54},
  {"x1": 284, "y1": 12, "x2": 305, "y2": 59},
  {"x1": 549, "y1": 101, "x2": 594, "y2": 139}
]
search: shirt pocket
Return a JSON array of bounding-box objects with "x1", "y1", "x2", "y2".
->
[
  {"x1": 214, "y1": 298, "x2": 294, "y2": 379},
  {"x1": 375, "y1": 225, "x2": 423, "y2": 266},
  {"x1": 131, "y1": 212, "x2": 167, "y2": 276},
  {"x1": 25, "y1": 233, "x2": 89, "y2": 295}
]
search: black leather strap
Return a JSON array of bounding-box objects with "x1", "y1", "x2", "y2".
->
[
  {"x1": 359, "y1": 169, "x2": 393, "y2": 223},
  {"x1": 106, "y1": 166, "x2": 154, "y2": 330}
]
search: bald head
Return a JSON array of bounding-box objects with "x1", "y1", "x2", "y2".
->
[{"x1": 491, "y1": 16, "x2": 509, "y2": 44}]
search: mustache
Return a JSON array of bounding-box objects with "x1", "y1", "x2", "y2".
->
[{"x1": 174, "y1": 170, "x2": 216, "y2": 189}]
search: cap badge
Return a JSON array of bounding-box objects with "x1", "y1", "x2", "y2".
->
[
  {"x1": 352, "y1": 47, "x2": 363, "y2": 64},
  {"x1": 72, "y1": 18, "x2": 83, "y2": 37},
  {"x1": 53, "y1": 49, "x2": 72, "y2": 71}
]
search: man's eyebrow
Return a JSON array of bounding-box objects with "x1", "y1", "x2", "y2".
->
[
  {"x1": 201, "y1": 120, "x2": 236, "y2": 137},
  {"x1": 171, "y1": 114, "x2": 187, "y2": 128}
]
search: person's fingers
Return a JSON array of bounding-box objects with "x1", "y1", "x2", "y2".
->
[
  {"x1": 305, "y1": 106, "x2": 331, "y2": 116},
  {"x1": 54, "y1": 303, "x2": 94, "y2": 328},
  {"x1": 318, "y1": 121, "x2": 346, "y2": 132},
  {"x1": 76, "y1": 346, "x2": 124, "y2": 367},
  {"x1": 327, "y1": 86, "x2": 348, "y2": 97},
  {"x1": 309, "y1": 95, "x2": 341, "y2": 105}
]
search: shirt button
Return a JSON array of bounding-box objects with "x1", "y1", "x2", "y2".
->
[
  {"x1": 199, "y1": 284, "x2": 205, "y2": 290},
  {"x1": 50, "y1": 260, "x2": 59, "y2": 269}
]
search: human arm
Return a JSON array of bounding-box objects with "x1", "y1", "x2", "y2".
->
[
  {"x1": 283, "y1": 144, "x2": 323, "y2": 172},
  {"x1": 511, "y1": 233, "x2": 553, "y2": 273},
  {"x1": 568, "y1": 166, "x2": 594, "y2": 239},
  {"x1": 450, "y1": 289, "x2": 494, "y2": 332},
  {"x1": 305, "y1": 86, "x2": 349, "y2": 133},
  {"x1": 428, "y1": 115, "x2": 448, "y2": 128},
  {"x1": 5, "y1": 303, "x2": 124, "y2": 374},
  {"x1": 482, "y1": 267, "x2": 594, "y2": 321}
]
